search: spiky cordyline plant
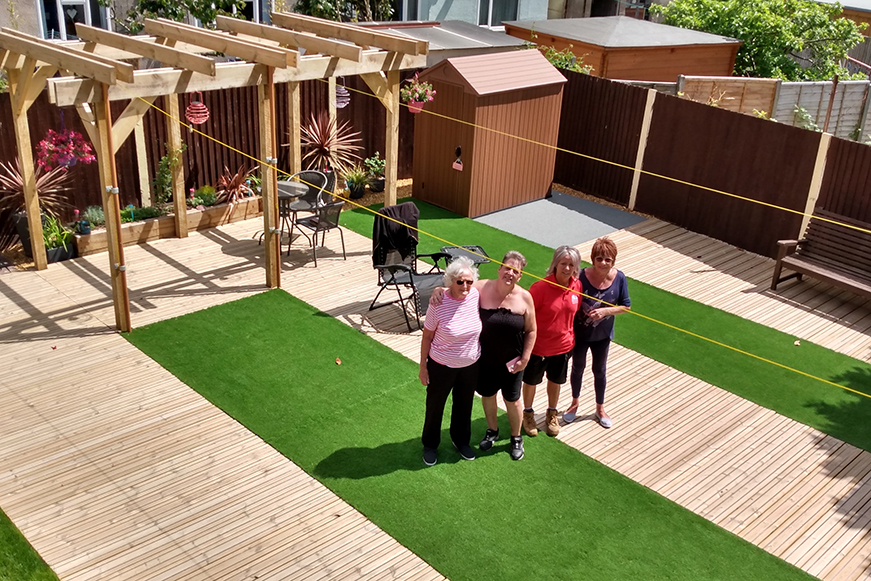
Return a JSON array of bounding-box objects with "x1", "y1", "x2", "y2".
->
[
  {"x1": 215, "y1": 164, "x2": 258, "y2": 205},
  {"x1": 297, "y1": 111, "x2": 364, "y2": 175},
  {"x1": 0, "y1": 158, "x2": 72, "y2": 252}
]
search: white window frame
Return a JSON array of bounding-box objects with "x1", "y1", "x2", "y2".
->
[
  {"x1": 231, "y1": 0, "x2": 261, "y2": 23},
  {"x1": 40, "y1": 0, "x2": 93, "y2": 39}
]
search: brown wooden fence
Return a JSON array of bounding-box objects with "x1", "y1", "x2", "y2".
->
[
  {"x1": 818, "y1": 137, "x2": 871, "y2": 223},
  {"x1": 554, "y1": 72, "x2": 648, "y2": 205},
  {"x1": 638, "y1": 92, "x2": 820, "y2": 257}
]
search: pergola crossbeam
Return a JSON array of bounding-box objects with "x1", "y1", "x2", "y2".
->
[
  {"x1": 215, "y1": 15, "x2": 361, "y2": 62},
  {"x1": 48, "y1": 52, "x2": 428, "y2": 105},
  {"x1": 112, "y1": 96, "x2": 156, "y2": 154},
  {"x1": 75, "y1": 25, "x2": 217, "y2": 77},
  {"x1": 142, "y1": 18, "x2": 291, "y2": 68},
  {"x1": 270, "y1": 12, "x2": 426, "y2": 56},
  {"x1": 0, "y1": 30, "x2": 118, "y2": 85}
]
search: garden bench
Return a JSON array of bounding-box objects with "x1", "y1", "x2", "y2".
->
[{"x1": 770, "y1": 209, "x2": 871, "y2": 300}]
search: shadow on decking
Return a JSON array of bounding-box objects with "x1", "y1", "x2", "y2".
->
[{"x1": 809, "y1": 367, "x2": 871, "y2": 544}]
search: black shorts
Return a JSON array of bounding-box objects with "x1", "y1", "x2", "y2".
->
[
  {"x1": 476, "y1": 358, "x2": 523, "y2": 402},
  {"x1": 522, "y1": 351, "x2": 571, "y2": 385}
]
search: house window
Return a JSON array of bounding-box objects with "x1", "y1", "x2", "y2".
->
[
  {"x1": 41, "y1": 0, "x2": 108, "y2": 39},
  {"x1": 400, "y1": 0, "x2": 418, "y2": 21},
  {"x1": 232, "y1": 0, "x2": 261, "y2": 22},
  {"x1": 478, "y1": 0, "x2": 517, "y2": 27}
]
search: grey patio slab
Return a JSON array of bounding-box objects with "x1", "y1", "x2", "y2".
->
[{"x1": 474, "y1": 191, "x2": 646, "y2": 248}]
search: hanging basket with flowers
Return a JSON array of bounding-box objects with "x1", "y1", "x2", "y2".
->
[
  {"x1": 35, "y1": 129, "x2": 96, "y2": 171},
  {"x1": 399, "y1": 73, "x2": 436, "y2": 113}
]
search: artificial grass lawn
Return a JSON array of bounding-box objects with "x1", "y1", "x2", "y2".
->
[
  {"x1": 0, "y1": 509, "x2": 59, "y2": 581},
  {"x1": 340, "y1": 200, "x2": 871, "y2": 453},
  {"x1": 127, "y1": 290, "x2": 813, "y2": 581}
]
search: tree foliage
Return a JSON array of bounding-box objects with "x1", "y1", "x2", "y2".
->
[
  {"x1": 117, "y1": 0, "x2": 245, "y2": 32},
  {"x1": 649, "y1": 0, "x2": 866, "y2": 80},
  {"x1": 291, "y1": 0, "x2": 393, "y2": 22}
]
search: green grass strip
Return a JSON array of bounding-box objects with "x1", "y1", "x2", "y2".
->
[
  {"x1": 340, "y1": 200, "x2": 871, "y2": 451},
  {"x1": 127, "y1": 290, "x2": 813, "y2": 581},
  {"x1": 0, "y1": 509, "x2": 59, "y2": 581}
]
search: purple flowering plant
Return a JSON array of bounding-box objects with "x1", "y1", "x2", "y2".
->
[
  {"x1": 399, "y1": 73, "x2": 436, "y2": 104},
  {"x1": 35, "y1": 129, "x2": 97, "y2": 171}
]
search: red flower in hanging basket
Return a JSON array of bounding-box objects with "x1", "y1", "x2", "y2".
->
[
  {"x1": 186, "y1": 91, "x2": 210, "y2": 125},
  {"x1": 35, "y1": 129, "x2": 96, "y2": 171},
  {"x1": 400, "y1": 73, "x2": 436, "y2": 111}
]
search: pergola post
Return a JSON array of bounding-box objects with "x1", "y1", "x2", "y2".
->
[
  {"x1": 361, "y1": 70, "x2": 401, "y2": 207},
  {"x1": 288, "y1": 81, "x2": 301, "y2": 174},
  {"x1": 165, "y1": 94, "x2": 188, "y2": 238},
  {"x1": 260, "y1": 66, "x2": 281, "y2": 288},
  {"x1": 93, "y1": 83, "x2": 132, "y2": 332},
  {"x1": 384, "y1": 70, "x2": 400, "y2": 207},
  {"x1": 8, "y1": 65, "x2": 48, "y2": 270}
]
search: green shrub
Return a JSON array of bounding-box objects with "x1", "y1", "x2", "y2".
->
[
  {"x1": 193, "y1": 186, "x2": 217, "y2": 207},
  {"x1": 120, "y1": 205, "x2": 162, "y2": 223},
  {"x1": 82, "y1": 205, "x2": 105, "y2": 227}
]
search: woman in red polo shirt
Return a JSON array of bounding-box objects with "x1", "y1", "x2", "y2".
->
[{"x1": 521, "y1": 245, "x2": 582, "y2": 438}]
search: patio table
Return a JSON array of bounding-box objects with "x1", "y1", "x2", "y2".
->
[{"x1": 440, "y1": 245, "x2": 490, "y2": 265}]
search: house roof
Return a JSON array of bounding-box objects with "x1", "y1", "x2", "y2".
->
[
  {"x1": 357, "y1": 20, "x2": 526, "y2": 65},
  {"x1": 504, "y1": 16, "x2": 741, "y2": 48},
  {"x1": 418, "y1": 48, "x2": 566, "y2": 96}
]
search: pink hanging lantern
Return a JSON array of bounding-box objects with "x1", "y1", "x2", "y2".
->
[{"x1": 185, "y1": 91, "x2": 210, "y2": 125}]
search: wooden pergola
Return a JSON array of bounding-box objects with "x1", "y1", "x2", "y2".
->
[{"x1": 0, "y1": 14, "x2": 427, "y2": 331}]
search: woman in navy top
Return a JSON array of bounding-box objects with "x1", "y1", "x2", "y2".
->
[{"x1": 564, "y1": 237, "x2": 631, "y2": 429}]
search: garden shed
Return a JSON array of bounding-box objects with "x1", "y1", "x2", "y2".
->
[
  {"x1": 504, "y1": 16, "x2": 742, "y2": 82},
  {"x1": 412, "y1": 49, "x2": 565, "y2": 217}
]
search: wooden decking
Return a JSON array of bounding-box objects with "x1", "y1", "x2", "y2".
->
[{"x1": 1, "y1": 214, "x2": 870, "y2": 580}]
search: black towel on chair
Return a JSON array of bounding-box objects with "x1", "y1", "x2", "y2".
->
[{"x1": 372, "y1": 202, "x2": 420, "y2": 267}]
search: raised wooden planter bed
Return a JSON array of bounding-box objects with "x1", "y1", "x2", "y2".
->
[{"x1": 75, "y1": 197, "x2": 263, "y2": 257}]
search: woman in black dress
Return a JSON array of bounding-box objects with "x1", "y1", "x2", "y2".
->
[{"x1": 430, "y1": 251, "x2": 537, "y2": 460}]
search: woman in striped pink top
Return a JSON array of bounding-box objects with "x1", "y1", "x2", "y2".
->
[{"x1": 419, "y1": 256, "x2": 482, "y2": 467}]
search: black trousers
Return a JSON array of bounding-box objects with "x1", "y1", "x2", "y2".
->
[
  {"x1": 421, "y1": 358, "x2": 478, "y2": 450},
  {"x1": 570, "y1": 338, "x2": 611, "y2": 404}
]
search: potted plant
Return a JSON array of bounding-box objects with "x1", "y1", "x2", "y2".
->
[
  {"x1": 400, "y1": 73, "x2": 436, "y2": 113},
  {"x1": 0, "y1": 158, "x2": 72, "y2": 257},
  {"x1": 42, "y1": 214, "x2": 77, "y2": 263},
  {"x1": 363, "y1": 151, "x2": 386, "y2": 193},
  {"x1": 342, "y1": 164, "x2": 370, "y2": 200},
  {"x1": 216, "y1": 164, "x2": 259, "y2": 205},
  {"x1": 295, "y1": 111, "x2": 364, "y2": 196}
]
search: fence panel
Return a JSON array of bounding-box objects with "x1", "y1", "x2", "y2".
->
[
  {"x1": 773, "y1": 80, "x2": 870, "y2": 139},
  {"x1": 553, "y1": 71, "x2": 648, "y2": 205},
  {"x1": 818, "y1": 136, "x2": 871, "y2": 223},
  {"x1": 637, "y1": 92, "x2": 820, "y2": 258},
  {"x1": 681, "y1": 76, "x2": 778, "y2": 116}
]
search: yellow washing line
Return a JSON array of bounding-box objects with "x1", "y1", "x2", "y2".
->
[
  {"x1": 119, "y1": 86, "x2": 870, "y2": 401},
  {"x1": 332, "y1": 78, "x2": 871, "y2": 236}
]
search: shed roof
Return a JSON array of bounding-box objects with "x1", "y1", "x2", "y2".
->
[
  {"x1": 419, "y1": 48, "x2": 566, "y2": 96},
  {"x1": 358, "y1": 20, "x2": 526, "y2": 65},
  {"x1": 504, "y1": 16, "x2": 741, "y2": 48}
]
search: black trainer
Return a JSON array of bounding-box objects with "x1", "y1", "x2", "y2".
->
[
  {"x1": 479, "y1": 429, "x2": 499, "y2": 451},
  {"x1": 452, "y1": 441, "x2": 476, "y2": 461},
  {"x1": 510, "y1": 436, "x2": 524, "y2": 461},
  {"x1": 423, "y1": 447, "x2": 438, "y2": 466}
]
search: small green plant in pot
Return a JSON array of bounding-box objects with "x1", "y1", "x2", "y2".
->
[
  {"x1": 342, "y1": 164, "x2": 370, "y2": 200},
  {"x1": 42, "y1": 214, "x2": 77, "y2": 263},
  {"x1": 363, "y1": 152, "x2": 386, "y2": 193}
]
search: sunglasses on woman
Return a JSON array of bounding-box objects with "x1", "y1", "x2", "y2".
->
[{"x1": 455, "y1": 280, "x2": 474, "y2": 286}]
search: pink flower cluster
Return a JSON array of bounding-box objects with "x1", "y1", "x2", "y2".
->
[
  {"x1": 400, "y1": 73, "x2": 437, "y2": 104},
  {"x1": 36, "y1": 129, "x2": 97, "y2": 171}
]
